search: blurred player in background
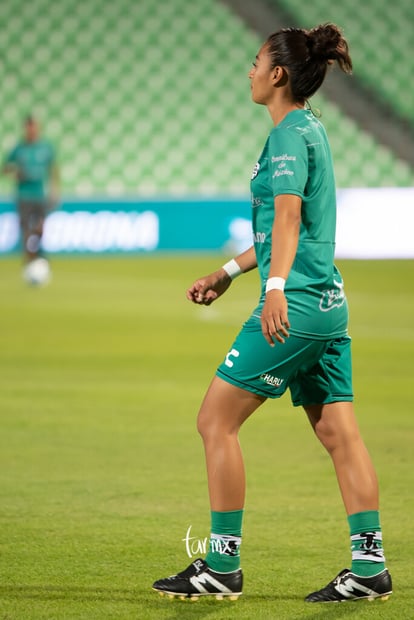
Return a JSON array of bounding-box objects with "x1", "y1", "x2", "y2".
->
[
  {"x1": 153, "y1": 24, "x2": 392, "y2": 604},
  {"x1": 2, "y1": 115, "x2": 59, "y2": 283}
]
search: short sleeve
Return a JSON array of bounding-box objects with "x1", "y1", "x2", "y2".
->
[{"x1": 268, "y1": 127, "x2": 308, "y2": 198}]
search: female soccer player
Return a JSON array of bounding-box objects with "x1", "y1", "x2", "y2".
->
[{"x1": 153, "y1": 23, "x2": 392, "y2": 603}]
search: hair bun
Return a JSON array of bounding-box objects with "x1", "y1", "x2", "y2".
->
[{"x1": 307, "y1": 23, "x2": 342, "y2": 61}]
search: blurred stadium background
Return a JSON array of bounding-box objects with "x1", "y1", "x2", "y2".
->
[
  {"x1": 0, "y1": 0, "x2": 413, "y2": 257},
  {"x1": 1, "y1": 3, "x2": 413, "y2": 617}
]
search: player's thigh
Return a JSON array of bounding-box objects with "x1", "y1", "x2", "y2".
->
[
  {"x1": 290, "y1": 336, "x2": 353, "y2": 407},
  {"x1": 216, "y1": 316, "x2": 329, "y2": 399},
  {"x1": 197, "y1": 375, "x2": 266, "y2": 437}
]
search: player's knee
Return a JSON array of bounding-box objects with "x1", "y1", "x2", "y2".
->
[
  {"x1": 314, "y1": 423, "x2": 336, "y2": 454},
  {"x1": 314, "y1": 418, "x2": 360, "y2": 455},
  {"x1": 197, "y1": 410, "x2": 235, "y2": 443},
  {"x1": 197, "y1": 411, "x2": 213, "y2": 441}
]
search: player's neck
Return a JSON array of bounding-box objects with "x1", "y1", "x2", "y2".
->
[{"x1": 267, "y1": 101, "x2": 304, "y2": 126}]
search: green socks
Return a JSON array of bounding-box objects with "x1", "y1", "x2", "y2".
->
[
  {"x1": 205, "y1": 509, "x2": 243, "y2": 573},
  {"x1": 205, "y1": 509, "x2": 386, "y2": 576},
  {"x1": 348, "y1": 510, "x2": 386, "y2": 577}
]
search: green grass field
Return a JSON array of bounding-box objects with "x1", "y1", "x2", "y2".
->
[{"x1": 0, "y1": 255, "x2": 413, "y2": 619}]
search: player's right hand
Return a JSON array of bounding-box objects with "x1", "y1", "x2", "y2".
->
[{"x1": 186, "y1": 270, "x2": 232, "y2": 305}]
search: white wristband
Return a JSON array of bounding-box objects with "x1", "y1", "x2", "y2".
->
[
  {"x1": 266, "y1": 277, "x2": 286, "y2": 292},
  {"x1": 222, "y1": 259, "x2": 242, "y2": 280}
]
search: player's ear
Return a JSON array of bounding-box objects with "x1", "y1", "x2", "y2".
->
[{"x1": 272, "y1": 66, "x2": 288, "y2": 87}]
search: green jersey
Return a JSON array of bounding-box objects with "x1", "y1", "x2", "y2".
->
[
  {"x1": 5, "y1": 139, "x2": 55, "y2": 200},
  {"x1": 250, "y1": 109, "x2": 348, "y2": 340}
]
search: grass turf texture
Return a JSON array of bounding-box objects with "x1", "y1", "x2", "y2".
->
[{"x1": 0, "y1": 255, "x2": 413, "y2": 619}]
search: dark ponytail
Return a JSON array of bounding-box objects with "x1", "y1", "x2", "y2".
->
[{"x1": 266, "y1": 23, "x2": 352, "y2": 102}]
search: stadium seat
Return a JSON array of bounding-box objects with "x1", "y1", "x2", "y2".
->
[
  {"x1": 272, "y1": 0, "x2": 414, "y2": 125},
  {"x1": 1, "y1": 0, "x2": 413, "y2": 197}
]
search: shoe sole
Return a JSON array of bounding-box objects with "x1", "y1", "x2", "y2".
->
[
  {"x1": 154, "y1": 588, "x2": 241, "y2": 601},
  {"x1": 313, "y1": 592, "x2": 392, "y2": 604}
]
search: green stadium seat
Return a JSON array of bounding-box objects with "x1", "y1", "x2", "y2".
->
[
  {"x1": 1, "y1": 0, "x2": 413, "y2": 197},
  {"x1": 272, "y1": 0, "x2": 414, "y2": 123}
]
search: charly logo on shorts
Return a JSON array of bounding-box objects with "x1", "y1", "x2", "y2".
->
[
  {"x1": 225, "y1": 348, "x2": 240, "y2": 368},
  {"x1": 319, "y1": 280, "x2": 346, "y2": 312}
]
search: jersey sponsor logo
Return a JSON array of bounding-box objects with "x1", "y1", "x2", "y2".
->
[
  {"x1": 319, "y1": 280, "x2": 345, "y2": 312},
  {"x1": 271, "y1": 154, "x2": 297, "y2": 163},
  {"x1": 253, "y1": 231, "x2": 266, "y2": 243},
  {"x1": 251, "y1": 162, "x2": 260, "y2": 179},
  {"x1": 260, "y1": 373, "x2": 284, "y2": 387},
  {"x1": 273, "y1": 168, "x2": 294, "y2": 178},
  {"x1": 272, "y1": 154, "x2": 296, "y2": 178},
  {"x1": 225, "y1": 348, "x2": 240, "y2": 368}
]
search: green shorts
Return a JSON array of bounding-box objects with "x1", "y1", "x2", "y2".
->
[
  {"x1": 18, "y1": 199, "x2": 48, "y2": 236},
  {"x1": 216, "y1": 316, "x2": 353, "y2": 406}
]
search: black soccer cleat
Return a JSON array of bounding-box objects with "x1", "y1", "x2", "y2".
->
[
  {"x1": 152, "y1": 558, "x2": 243, "y2": 600},
  {"x1": 305, "y1": 567, "x2": 392, "y2": 603}
]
